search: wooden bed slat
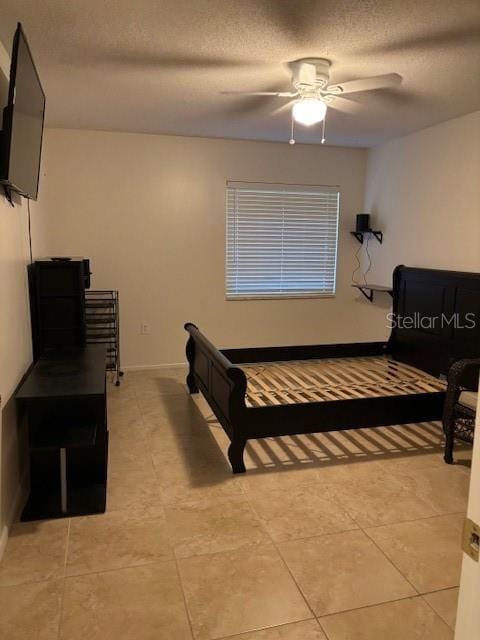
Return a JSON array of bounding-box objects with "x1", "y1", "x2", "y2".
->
[
  {"x1": 303, "y1": 362, "x2": 373, "y2": 399},
  {"x1": 241, "y1": 356, "x2": 445, "y2": 407}
]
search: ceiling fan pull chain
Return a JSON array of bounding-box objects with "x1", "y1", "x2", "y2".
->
[
  {"x1": 289, "y1": 111, "x2": 296, "y2": 145},
  {"x1": 321, "y1": 111, "x2": 326, "y2": 144}
]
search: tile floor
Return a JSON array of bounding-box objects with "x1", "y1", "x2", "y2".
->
[{"x1": 0, "y1": 367, "x2": 471, "y2": 640}]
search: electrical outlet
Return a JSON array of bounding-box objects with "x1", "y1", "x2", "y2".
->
[
  {"x1": 463, "y1": 517, "x2": 480, "y2": 561},
  {"x1": 140, "y1": 322, "x2": 151, "y2": 335}
]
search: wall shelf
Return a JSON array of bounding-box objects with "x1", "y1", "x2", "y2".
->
[
  {"x1": 350, "y1": 230, "x2": 383, "y2": 244},
  {"x1": 352, "y1": 283, "x2": 393, "y2": 303}
]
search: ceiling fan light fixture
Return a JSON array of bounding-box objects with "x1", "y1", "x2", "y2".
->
[{"x1": 292, "y1": 98, "x2": 327, "y2": 126}]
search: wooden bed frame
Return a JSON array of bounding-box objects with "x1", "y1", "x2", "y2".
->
[{"x1": 185, "y1": 266, "x2": 480, "y2": 473}]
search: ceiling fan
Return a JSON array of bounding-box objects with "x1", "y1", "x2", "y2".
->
[{"x1": 222, "y1": 58, "x2": 402, "y2": 143}]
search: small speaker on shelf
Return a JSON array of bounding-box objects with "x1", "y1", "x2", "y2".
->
[{"x1": 356, "y1": 214, "x2": 370, "y2": 232}]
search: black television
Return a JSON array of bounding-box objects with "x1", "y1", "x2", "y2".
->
[{"x1": 0, "y1": 23, "x2": 45, "y2": 200}]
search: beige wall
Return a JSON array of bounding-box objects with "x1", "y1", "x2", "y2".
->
[
  {"x1": 37, "y1": 129, "x2": 383, "y2": 367},
  {"x1": 0, "y1": 40, "x2": 35, "y2": 557},
  {"x1": 0, "y1": 193, "x2": 33, "y2": 558},
  {"x1": 364, "y1": 111, "x2": 480, "y2": 284}
]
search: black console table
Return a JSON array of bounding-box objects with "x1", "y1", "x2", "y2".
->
[{"x1": 16, "y1": 345, "x2": 108, "y2": 521}]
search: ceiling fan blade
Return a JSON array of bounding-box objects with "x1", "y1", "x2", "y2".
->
[
  {"x1": 270, "y1": 99, "x2": 297, "y2": 116},
  {"x1": 221, "y1": 91, "x2": 298, "y2": 97},
  {"x1": 326, "y1": 73, "x2": 402, "y2": 95},
  {"x1": 154, "y1": 54, "x2": 258, "y2": 70},
  {"x1": 325, "y1": 96, "x2": 362, "y2": 114},
  {"x1": 264, "y1": 1, "x2": 320, "y2": 43},
  {"x1": 217, "y1": 84, "x2": 297, "y2": 116},
  {"x1": 357, "y1": 25, "x2": 480, "y2": 55},
  {"x1": 77, "y1": 48, "x2": 260, "y2": 71}
]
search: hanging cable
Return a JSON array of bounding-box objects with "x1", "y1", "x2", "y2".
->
[
  {"x1": 351, "y1": 233, "x2": 372, "y2": 286},
  {"x1": 351, "y1": 242, "x2": 363, "y2": 285},
  {"x1": 27, "y1": 198, "x2": 33, "y2": 264},
  {"x1": 363, "y1": 234, "x2": 372, "y2": 285}
]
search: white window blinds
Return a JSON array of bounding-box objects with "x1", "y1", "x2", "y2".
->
[{"x1": 226, "y1": 181, "x2": 339, "y2": 299}]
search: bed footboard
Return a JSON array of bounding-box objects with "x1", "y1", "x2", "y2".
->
[{"x1": 184, "y1": 323, "x2": 248, "y2": 472}]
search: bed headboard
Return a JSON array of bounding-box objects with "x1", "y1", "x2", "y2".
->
[{"x1": 389, "y1": 265, "x2": 480, "y2": 377}]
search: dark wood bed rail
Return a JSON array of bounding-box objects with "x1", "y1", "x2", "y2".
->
[
  {"x1": 221, "y1": 340, "x2": 388, "y2": 364},
  {"x1": 185, "y1": 322, "x2": 249, "y2": 471}
]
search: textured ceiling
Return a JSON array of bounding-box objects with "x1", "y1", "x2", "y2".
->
[{"x1": 0, "y1": 0, "x2": 479, "y2": 146}]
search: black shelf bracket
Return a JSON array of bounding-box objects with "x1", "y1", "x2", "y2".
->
[
  {"x1": 356, "y1": 286, "x2": 374, "y2": 302},
  {"x1": 352, "y1": 284, "x2": 393, "y2": 303},
  {"x1": 350, "y1": 230, "x2": 383, "y2": 245}
]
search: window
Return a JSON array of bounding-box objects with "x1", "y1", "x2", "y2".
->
[{"x1": 226, "y1": 181, "x2": 339, "y2": 299}]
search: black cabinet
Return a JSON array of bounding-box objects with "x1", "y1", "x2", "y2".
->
[
  {"x1": 16, "y1": 346, "x2": 108, "y2": 521},
  {"x1": 28, "y1": 258, "x2": 90, "y2": 360}
]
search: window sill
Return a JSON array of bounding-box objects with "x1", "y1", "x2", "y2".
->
[{"x1": 226, "y1": 294, "x2": 336, "y2": 301}]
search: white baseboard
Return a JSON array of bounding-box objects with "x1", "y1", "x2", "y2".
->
[
  {"x1": 122, "y1": 362, "x2": 187, "y2": 372},
  {"x1": 0, "y1": 469, "x2": 28, "y2": 561}
]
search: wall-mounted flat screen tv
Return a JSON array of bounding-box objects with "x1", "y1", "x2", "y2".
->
[{"x1": 0, "y1": 23, "x2": 45, "y2": 200}]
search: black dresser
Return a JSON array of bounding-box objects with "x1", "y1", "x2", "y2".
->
[{"x1": 16, "y1": 345, "x2": 108, "y2": 521}]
